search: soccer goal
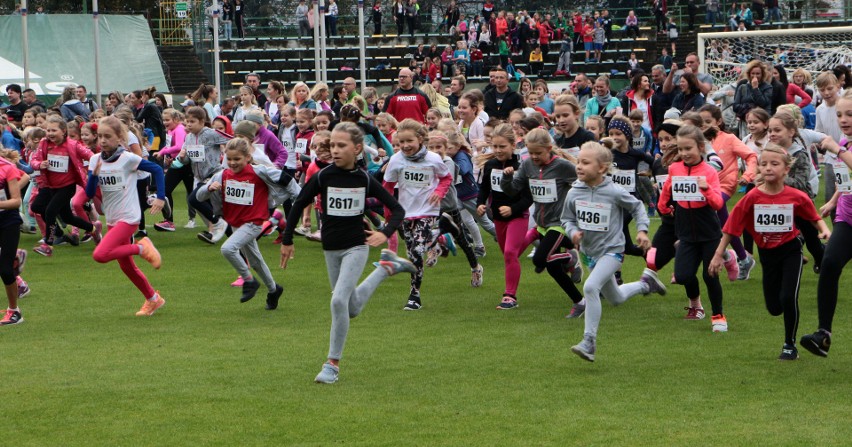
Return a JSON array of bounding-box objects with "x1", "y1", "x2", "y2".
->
[{"x1": 697, "y1": 26, "x2": 852, "y2": 86}]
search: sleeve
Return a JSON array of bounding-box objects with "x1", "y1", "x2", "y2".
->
[
  {"x1": 722, "y1": 194, "x2": 750, "y2": 237},
  {"x1": 368, "y1": 177, "x2": 405, "y2": 237},
  {"x1": 702, "y1": 167, "x2": 725, "y2": 210},
  {"x1": 137, "y1": 159, "x2": 167, "y2": 200},
  {"x1": 751, "y1": 84, "x2": 772, "y2": 108},
  {"x1": 194, "y1": 171, "x2": 223, "y2": 202},
  {"x1": 619, "y1": 187, "x2": 649, "y2": 232},
  {"x1": 784, "y1": 151, "x2": 812, "y2": 193},
  {"x1": 560, "y1": 191, "x2": 581, "y2": 239},
  {"x1": 787, "y1": 83, "x2": 812, "y2": 108},
  {"x1": 500, "y1": 162, "x2": 528, "y2": 197},
  {"x1": 455, "y1": 152, "x2": 473, "y2": 176},
  {"x1": 477, "y1": 164, "x2": 492, "y2": 206},
  {"x1": 265, "y1": 134, "x2": 288, "y2": 168},
  {"x1": 732, "y1": 136, "x2": 758, "y2": 183},
  {"x1": 161, "y1": 125, "x2": 187, "y2": 157},
  {"x1": 281, "y1": 174, "x2": 322, "y2": 245},
  {"x1": 85, "y1": 171, "x2": 100, "y2": 198}
]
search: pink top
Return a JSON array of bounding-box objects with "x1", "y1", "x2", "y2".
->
[
  {"x1": 712, "y1": 132, "x2": 758, "y2": 197},
  {"x1": 160, "y1": 123, "x2": 187, "y2": 157},
  {"x1": 786, "y1": 83, "x2": 812, "y2": 108}
]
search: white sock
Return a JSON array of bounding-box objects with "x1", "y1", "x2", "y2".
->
[{"x1": 148, "y1": 293, "x2": 158, "y2": 301}]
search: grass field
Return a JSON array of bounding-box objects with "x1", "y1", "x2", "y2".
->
[{"x1": 5, "y1": 189, "x2": 852, "y2": 446}]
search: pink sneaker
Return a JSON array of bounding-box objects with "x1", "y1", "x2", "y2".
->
[
  {"x1": 722, "y1": 249, "x2": 739, "y2": 282},
  {"x1": 231, "y1": 277, "x2": 244, "y2": 287}
]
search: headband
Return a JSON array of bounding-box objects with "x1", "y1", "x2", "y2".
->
[
  {"x1": 607, "y1": 119, "x2": 633, "y2": 143},
  {"x1": 658, "y1": 122, "x2": 681, "y2": 137}
]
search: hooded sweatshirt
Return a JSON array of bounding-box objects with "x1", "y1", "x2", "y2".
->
[
  {"x1": 562, "y1": 177, "x2": 649, "y2": 259},
  {"x1": 658, "y1": 159, "x2": 724, "y2": 242},
  {"x1": 501, "y1": 155, "x2": 576, "y2": 229},
  {"x1": 785, "y1": 141, "x2": 819, "y2": 198}
]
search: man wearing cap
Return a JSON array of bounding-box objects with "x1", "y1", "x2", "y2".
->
[
  {"x1": 4, "y1": 84, "x2": 28, "y2": 125},
  {"x1": 383, "y1": 68, "x2": 431, "y2": 123},
  {"x1": 243, "y1": 111, "x2": 287, "y2": 168}
]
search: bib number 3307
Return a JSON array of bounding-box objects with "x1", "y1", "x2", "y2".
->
[{"x1": 224, "y1": 180, "x2": 255, "y2": 206}]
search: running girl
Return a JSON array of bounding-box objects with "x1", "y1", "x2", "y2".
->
[
  {"x1": 197, "y1": 138, "x2": 296, "y2": 308},
  {"x1": 447, "y1": 131, "x2": 496, "y2": 256},
  {"x1": 0, "y1": 150, "x2": 29, "y2": 326},
  {"x1": 563, "y1": 141, "x2": 667, "y2": 361},
  {"x1": 280, "y1": 122, "x2": 415, "y2": 383},
  {"x1": 154, "y1": 108, "x2": 193, "y2": 231},
  {"x1": 658, "y1": 124, "x2": 728, "y2": 332},
  {"x1": 709, "y1": 143, "x2": 830, "y2": 360},
  {"x1": 476, "y1": 123, "x2": 534, "y2": 309},
  {"x1": 383, "y1": 119, "x2": 453, "y2": 310},
  {"x1": 87, "y1": 116, "x2": 167, "y2": 316},
  {"x1": 501, "y1": 128, "x2": 585, "y2": 317}
]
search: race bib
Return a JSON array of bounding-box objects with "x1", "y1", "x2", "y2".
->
[
  {"x1": 47, "y1": 154, "x2": 69, "y2": 173},
  {"x1": 489, "y1": 170, "x2": 503, "y2": 192},
  {"x1": 754, "y1": 204, "x2": 793, "y2": 233},
  {"x1": 655, "y1": 174, "x2": 669, "y2": 186},
  {"x1": 611, "y1": 169, "x2": 636, "y2": 193},
  {"x1": 186, "y1": 145, "x2": 205, "y2": 163},
  {"x1": 326, "y1": 187, "x2": 365, "y2": 217},
  {"x1": 402, "y1": 166, "x2": 433, "y2": 187},
  {"x1": 562, "y1": 146, "x2": 580, "y2": 160},
  {"x1": 833, "y1": 161, "x2": 851, "y2": 193},
  {"x1": 98, "y1": 172, "x2": 125, "y2": 192},
  {"x1": 671, "y1": 176, "x2": 705, "y2": 202},
  {"x1": 224, "y1": 179, "x2": 255, "y2": 206},
  {"x1": 165, "y1": 134, "x2": 173, "y2": 148},
  {"x1": 576, "y1": 200, "x2": 611, "y2": 232},
  {"x1": 529, "y1": 178, "x2": 557, "y2": 203},
  {"x1": 296, "y1": 138, "x2": 308, "y2": 155}
]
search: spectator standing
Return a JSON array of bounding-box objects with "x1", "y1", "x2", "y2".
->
[
  {"x1": 325, "y1": 0, "x2": 339, "y2": 36},
  {"x1": 234, "y1": 0, "x2": 245, "y2": 38},
  {"x1": 706, "y1": 0, "x2": 719, "y2": 27},
  {"x1": 483, "y1": 68, "x2": 524, "y2": 119},
  {"x1": 222, "y1": 0, "x2": 233, "y2": 40},
  {"x1": 383, "y1": 69, "x2": 432, "y2": 123},
  {"x1": 372, "y1": 0, "x2": 383, "y2": 35}
]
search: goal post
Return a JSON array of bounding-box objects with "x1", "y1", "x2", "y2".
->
[{"x1": 697, "y1": 26, "x2": 852, "y2": 87}]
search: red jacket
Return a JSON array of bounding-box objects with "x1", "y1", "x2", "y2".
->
[
  {"x1": 658, "y1": 160, "x2": 724, "y2": 242},
  {"x1": 31, "y1": 138, "x2": 93, "y2": 189}
]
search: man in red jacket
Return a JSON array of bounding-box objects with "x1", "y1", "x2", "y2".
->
[{"x1": 383, "y1": 68, "x2": 432, "y2": 123}]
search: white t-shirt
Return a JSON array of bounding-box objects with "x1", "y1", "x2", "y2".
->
[
  {"x1": 90, "y1": 152, "x2": 143, "y2": 226},
  {"x1": 384, "y1": 150, "x2": 450, "y2": 218},
  {"x1": 128, "y1": 131, "x2": 151, "y2": 180}
]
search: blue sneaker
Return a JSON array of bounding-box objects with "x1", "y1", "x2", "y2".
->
[
  {"x1": 379, "y1": 249, "x2": 416, "y2": 275},
  {"x1": 315, "y1": 362, "x2": 339, "y2": 384},
  {"x1": 443, "y1": 233, "x2": 457, "y2": 256},
  {"x1": 737, "y1": 254, "x2": 756, "y2": 281}
]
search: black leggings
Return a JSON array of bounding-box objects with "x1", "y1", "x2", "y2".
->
[
  {"x1": 0, "y1": 224, "x2": 20, "y2": 285},
  {"x1": 434, "y1": 209, "x2": 478, "y2": 269},
  {"x1": 622, "y1": 214, "x2": 645, "y2": 257},
  {"x1": 796, "y1": 216, "x2": 825, "y2": 269},
  {"x1": 532, "y1": 229, "x2": 583, "y2": 303},
  {"x1": 674, "y1": 238, "x2": 724, "y2": 316},
  {"x1": 164, "y1": 165, "x2": 196, "y2": 222},
  {"x1": 136, "y1": 177, "x2": 150, "y2": 231},
  {"x1": 817, "y1": 221, "x2": 852, "y2": 332},
  {"x1": 758, "y1": 238, "x2": 803, "y2": 346},
  {"x1": 188, "y1": 183, "x2": 220, "y2": 224},
  {"x1": 32, "y1": 184, "x2": 93, "y2": 242},
  {"x1": 649, "y1": 220, "x2": 677, "y2": 270}
]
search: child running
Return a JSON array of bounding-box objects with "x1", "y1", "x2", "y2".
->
[
  {"x1": 476, "y1": 123, "x2": 533, "y2": 309},
  {"x1": 709, "y1": 143, "x2": 830, "y2": 360},
  {"x1": 562, "y1": 141, "x2": 667, "y2": 361},
  {"x1": 501, "y1": 128, "x2": 585, "y2": 317},
  {"x1": 383, "y1": 119, "x2": 453, "y2": 311},
  {"x1": 279, "y1": 122, "x2": 414, "y2": 384},
  {"x1": 197, "y1": 138, "x2": 297, "y2": 308},
  {"x1": 87, "y1": 116, "x2": 167, "y2": 316},
  {"x1": 0, "y1": 150, "x2": 30, "y2": 326},
  {"x1": 658, "y1": 124, "x2": 728, "y2": 332}
]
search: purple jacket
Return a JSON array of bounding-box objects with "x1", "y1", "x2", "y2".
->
[{"x1": 254, "y1": 126, "x2": 287, "y2": 168}]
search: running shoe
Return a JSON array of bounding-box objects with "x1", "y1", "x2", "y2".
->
[
  {"x1": 779, "y1": 344, "x2": 799, "y2": 361},
  {"x1": 184, "y1": 219, "x2": 197, "y2": 229},
  {"x1": 19, "y1": 224, "x2": 37, "y2": 234},
  {"x1": 197, "y1": 231, "x2": 214, "y2": 244},
  {"x1": 135, "y1": 293, "x2": 165, "y2": 316},
  {"x1": 711, "y1": 313, "x2": 728, "y2": 332},
  {"x1": 315, "y1": 362, "x2": 339, "y2": 384},
  {"x1": 471, "y1": 264, "x2": 483, "y2": 287},
  {"x1": 137, "y1": 237, "x2": 162, "y2": 269},
  {"x1": 17, "y1": 277, "x2": 29, "y2": 299},
  {"x1": 800, "y1": 329, "x2": 831, "y2": 357},
  {"x1": 736, "y1": 254, "x2": 756, "y2": 281},
  {"x1": 473, "y1": 246, "x2": 486, "y2": 258},
  {"x1": 230, "y1": 277, "x2": 244, "y2": 287},
  {"x1": 640, "y1": 268, "x2": 667, "y2": 296},
  {"x1": 33, "y1": 244, "x2": 52, "y2": 257},
  {"x1": 80, "y1": 234, "x2": 93, "y2": 244},
  {"x1": 566, "y1": 301, "x2": 586, "y2": 319},
  {"x1": 379, "y1": 249, "x2": 417, "y2": 276},
  {"x1": 527, "y1": 247, "x2": 536, "y2": 259},
  {"x1": 135, "y1": 230, "x2": 148, "y2": 240},
  {"x1": 258, "y1": 220, "x2": 275, "y2": 238},
  {"x1": 568, "y1": 249, "x2": 583, "y2": 284},
  {"x1": 266, "y1": 284, "x2": 284, "y2": 310},
  {"x1": 684, "y1": 307, "x2": 706, "y2": 320},
  {"x1": 209, "y1": 220, "x2": 228, "y2": 243},
  {"x1": 65, "y1": 233, "x2": 80, "y2": 246},
  {"x1": 426, "y1": 244, "x2": 441, "y2": 267},
  {"x1": 443, "y1": 233, "x2": 457, "y2": 256},
  {"x1": 240, "y1": 278, "x2": 261, "y2": 303},
  {"x1": 571, "y1": 335, "x2": 596, "y2": 362},
  {"x1": 13, "y1": 249, "x2": 26, "y2": 276},
  {"x1": 154, "y1": 221, "x2": 176, "y2": 232},
  {"x1": 306, "y1": 231, "x2": 322, "y2": 242},
  {"x1": 294, "y1": 225, "x2": 311, "y2": 236},
  {"x1": 53, "y1": 235, "x2": 69, "y2": 246},
  {"x1": 496, "y1": 296, "x2": 518, "y2": 310},
  {"x1": 273, "y1": 232, "x2": 285, "y2": 245},
  {"x1": 0, "y1": 309, "x2": 23, "y2": 326},
  {"x1": 403, "y1": 299, "x2": 422, "y2": 311},
  {"x1": 722, "y1": 249, "x2": 739, "y2": 282},
  {"x1": 91, "y1": 221, "x2": 103, "y2": 245}
]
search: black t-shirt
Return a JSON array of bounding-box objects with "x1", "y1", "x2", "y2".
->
[
  {"x1": 5, "y1": 101, "x2": 27, "y2": 123},
  {"x1": 554, "y1": 127, "x2": 595, "y2": 151}
]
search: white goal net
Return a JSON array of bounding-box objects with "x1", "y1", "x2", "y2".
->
[{"x1": 697, "y1": 26, "x2": 852, "y2": 87}]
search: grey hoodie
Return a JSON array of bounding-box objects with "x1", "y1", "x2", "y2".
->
[
  {"x1": 561, "y1": 177, "x2": 649, "y2": 259},
  {"x1": 502, "y1": 155, "x2": 577, "y2": 228}
]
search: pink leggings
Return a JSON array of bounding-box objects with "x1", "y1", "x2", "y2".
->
[
  {"x1": 494, "y1": 215, "x2": 531, "y2": 297},
  {"x1": 71, "y1": 186, "x2": 103, "y2": 225},
  {"x1": 92, "y1": 221, "x2": 155, "y2": 299}
]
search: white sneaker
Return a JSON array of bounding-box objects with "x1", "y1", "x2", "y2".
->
[
  {"x1": 527, "y1": 247, "x2": 537, "y2": 259},
  {"x1": 210, "y1": 220, "x2": 228, "y2": 243},
  {"x1": 184, "y1": 219, "x2": 196, "y2": 229}
]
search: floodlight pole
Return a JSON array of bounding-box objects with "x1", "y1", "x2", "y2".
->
[
  {"x1": 21, "y1": 0, "x2": 30, "y2": 89},
  {"x1": 358, "y1": 0, "x2": 367, "y2": 92},
  {"x1": 93, "y1": 0, "x2": 102, "y2": 107},
  {"x1": 212, "y1": 0, "x2": 221, "y2": 97},
  {"x1": 313, "y1": 0, "x2": 321, "y2": 78}
]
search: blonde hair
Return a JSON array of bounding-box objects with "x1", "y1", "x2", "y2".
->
[
  {"x1": 332, "y1": 121, "x2": 365, "y2": 147},
  {"x1": 161, "y1": 108, "x2": 184, "y2": 122},
  {"x1": 427, "y1": 130, "x2": 449, "y2": 156},
  {"x1": 311, "y1": 130, "x2": 332, "y2": 153},
  {"x1": 759, "y1": 142, "x2": 793, "y2": 167},
  {"x1": 310, "y1": 82, "x2": 329, "y2": 102},
  {"x1": 239, "y1": 85, "x2": 257, "y2": 105},
  {"x1": 815, "y1": 71, "x2": 838, "y2": 89},
  {"x1": 475, "y1": 123, "x2": 514, "y2": 167},
  {"x1": 776, "y1": 104, "x2": 804, "y2": 128},
  {"x1": 554, "y1": 94, "x2": 581, "y2": 115},
  {"x1": 446, "y1": 130, "x2": 472, "y2": 154},
  {"x1": 397, "y1": 119, "x2": 428, "y2": 145},
  {"x1": 524, "y1": 127, "x2": 552, "y2": 150},
  {"x1": 676, "y1": 124, "x2": 707, "y2": 152},
  {"x1": 740, "y1": 60, "x2": 770, "y2": 82},
  {"x1": 375, "y1": 112, "x2": 399, "y2": 130},
  {"x1": 436, "y1": 118, "x2": 457, "y2": 134},
  {"x1": 98, "y1": 116, "x2": 129, "y2": 147},
  {"x1": 224, "y1": 137, "x2": 253, "y2": 158},
  {"x1": 585, "y1": 115, "x2": 605, "y2": 133},
  {"x1": 791, "y1": 68, "x2": 812, "y2": 86},
  {"x1": 580, "y1": 141, "x2": 613, "y2": 171},
  {"x1": 426, "y1": 107, "x2": 449, "y2": 120}
]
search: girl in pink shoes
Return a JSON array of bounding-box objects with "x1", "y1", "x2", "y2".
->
[
  {"x1": 710, "y1": 144, "x2": 830, "y2": 360},
  {"x1": 280, "y1": 122, "x2": 414, "y2": 384},
  {"x1": 476, "y1": 123, "x2": 533, "y2": 309},
  {"x1": 0, "y1": 150, "x2": 30, "y2": 326},
  {"x1": 196, "y1": 138, "x2": 298, "y2": 309},
  {"x1": 87, "y1": 117, "x2": 168, "y2": 317}
]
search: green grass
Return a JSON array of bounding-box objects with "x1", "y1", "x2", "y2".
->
[{"x1": 5, "y1": 189, "x2": 852, "y2": 446}]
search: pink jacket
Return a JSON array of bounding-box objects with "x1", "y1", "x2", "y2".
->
[{"x1": 711, "y1": 132, "x2": 757, "y2": 197}]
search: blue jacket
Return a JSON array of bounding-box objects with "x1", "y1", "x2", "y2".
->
[{"x1": 60, "y1": 100, "x2": 91, "y2": 121}]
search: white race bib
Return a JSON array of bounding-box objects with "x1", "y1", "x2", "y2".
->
[
  {"x1": 402, "y1": 166, "x2": 433, "y2": 187},
  {"x1": 833, "y1": 161, "x2": 851, "y2": 193},
  {"x1": 98, "y1": 172, "x2": 126, "y2": 192},
  {"x1": 611, "y1": 169, "x2": 636, "y2": 193},
  {"x1": 529, "y1": 178, "x2": 557, "y2": 203},
  {"x1": 295, "y1": 138, "x2": 308, "y2": 155},
  {"x1": 186, "y1": 145, "x2": 205, "y2": 163},
  {"x1": 489, "y1": 170, "x2": 503, "y2": 193},
  {"x1": 671, "y1": 176, "x2": 705, "y2": 202},
  {"x1": 655, "y1": 174, "x2": 669, "y2": 186},
  {"x1": 576, "y1": 200, "x2": 611, "y2": 232},
  {"x1": 326, "y1": 187, "x2": 365, "y2": 217},
  {"x1": 754, "y1": 204, "x2": 793, "y2": 233},
  {"x1": 224, "y1": 179, "x2": 255, "y2": 206},
  {"x1": 165, "y1": 134, "x2": 173, "y2": 148},
  {"x1": 47, "y1": 154, "x2": 70, "y2": 173},
  {"x1": 563, "y1": 146, "x2": 580, "y2": 160}
]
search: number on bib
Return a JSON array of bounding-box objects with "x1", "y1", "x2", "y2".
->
[
  {"x1": 295, "y1": 139, "x2": 308, "y2": 155},
  {"x1": 47, "y1": 154, "x2": 70, "y2": 173},
  {"x1": 489, "y1": 170, "x2": 503, "y2": 193},
  {"x1": 671, "y1": 176, "x2": 705, "y2": 202},
  {"x1": 186, "y1": 145, "x2": 206, "y2": 163},
  {"x1": 98, "y1": 173, "x2": 125, "y2": 192},
  {"x1": 224, "y1": 180, "x2": 255, "y2": 206},
  {"x1": 402, "y1": 166, "x2": 433, "y2": 187},
  {"x1": 833, "y1": 161, "x2": 851, "y2": 193},
  {"x1": 754, "y1": 204, "x2": 793, "y2": 233},
  {"x1": 611, "y1": 169, "x2": 636, "y2": 193},
  {"x1": 575, "y1": 200, "x2": 611, "y2": 232},
  {"x1": 655, "y1": 174, "x2": 669, "y2": 186},
  {"x1": 326, "y1": 187, "x2": 365, "y2": 217},
  {"x1": 529, "y1": 178, "x2": 557, "y2": 203}
]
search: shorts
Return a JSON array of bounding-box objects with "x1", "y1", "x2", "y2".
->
[
  {"x1": 594, "y1": 43, "x2": 603, "y2": 51},
  {"x1": 584, "y1": 42, "x2": 593, "y2": 51}
]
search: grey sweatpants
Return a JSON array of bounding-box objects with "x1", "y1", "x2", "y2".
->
[
  {"x1": 221, "y1": 223, "x2": 276, "y2": 292},
  {"x1": 582, "y1": 253, "x2": 648, "y2": 338},
  {"x1": 324, "y1": 245, "x2": 389, "y2": 360},
  {"x1": 461, "y1": 198, "x2": 496, "y2": 247}
]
